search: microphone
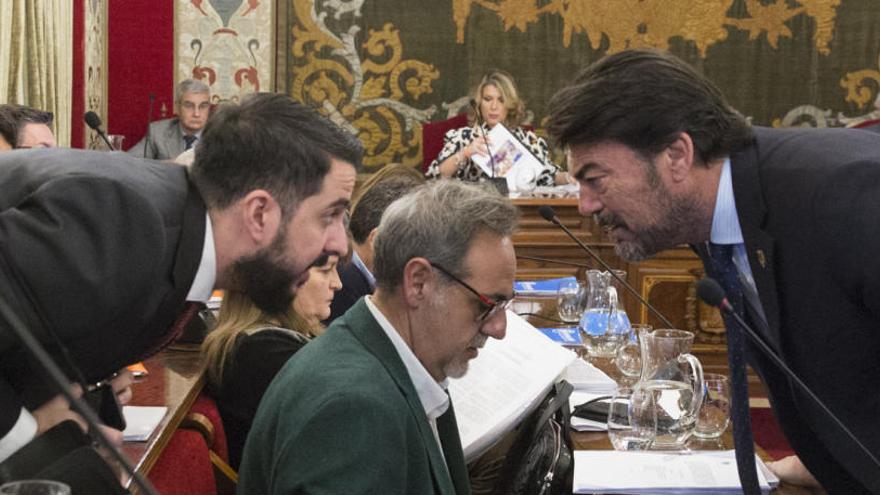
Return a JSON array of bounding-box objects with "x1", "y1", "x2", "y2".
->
[
  {"x1": 0, "y1": 296, "x2": 159, "y2": 495},
  {"x1": 470, "y1": 98, "x2": 507, "y2": 195},
  {"x1": 84, "y1": 111, "x2": 114, "y2": 150},
  {"x1": 538, "y1": 205, "x2": 674, "y2": 328},
  {"x1": 697, "y1": 278, "x2": 880, "y2": 486},
  {"x1": 144, "y1": 93, "x2": 155, "y2": 158}
]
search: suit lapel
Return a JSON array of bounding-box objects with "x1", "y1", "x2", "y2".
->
[
  {"x1": 343, "y1": 300, "x2": 459, "y2": 494},
  {"x1": 729, "y1": 136, "x2": 782, "y2": 354},
  {"x1": 163, "y1": 119, "x2": 185, "y2": 159}
]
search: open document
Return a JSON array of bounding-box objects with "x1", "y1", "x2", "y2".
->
[
  {"x1": 470, "y1": 123, "x2": 546, "y2": 191},
  {"x1": 573, "y1": 450, "x2": 778, "y2": 494},
  {"x1": 448, "y1": 311, "x2": 577, "y2": 460}
]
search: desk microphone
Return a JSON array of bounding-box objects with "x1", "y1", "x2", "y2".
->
[
  {"x1": 697, "y1": 278, "x2": 880, "y2": 490},
  {"x1": 84, "y1": 111, "x2": 115, "y2": 150},
  {"x1": 143, "y1": 93, "x2": 155, "y2": 158},
  {"x1": 0, "y1": 297, "x2": 159, "y2": 495},
  {"x1": 470, "y1": 98, "x2": 507, "y2": 195},
  {"x1": 537, "y1": 205, "x2": 674, "y2": 328}
]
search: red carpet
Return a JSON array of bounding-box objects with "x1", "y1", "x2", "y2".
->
[{"x1": 750, "y1": 407, "x2": 794, "y2": 460}]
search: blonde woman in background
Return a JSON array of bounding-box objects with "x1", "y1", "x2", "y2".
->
[
  {"x1": 426, "y1": 69, "x2": 560, "y2": 186},
  {"x1": 202, "y1": 253, "x2": 343, "y2": 469}
]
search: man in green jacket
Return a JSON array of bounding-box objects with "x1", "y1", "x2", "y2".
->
[{"x1": 238, "y1": 180, "x2": 518, "y2": 494}]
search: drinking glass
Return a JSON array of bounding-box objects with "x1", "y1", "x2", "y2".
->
[
  {"x1": 556, "y1": 279, "x2": 584, "y2": 323},
  {"x1": 694, "y1": 373, "x2": 731, "y2": 439},
  {"x1": 0, "y1": 481, "x2": 70, "y2": 495},
  {"x1": 614, "y1": 323, "x2": 651, "y2": 382},
  {"x1": 607, "y1": 387, "x2": 654, "y2": 451},
  {"x1": 106, "y1": 134, "x2": 125, "y2": 151}
]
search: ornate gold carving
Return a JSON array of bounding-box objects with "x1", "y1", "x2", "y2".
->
[
  {"x1": 776, "y1": 50, "x2": 880, "y2": 128},
  {"x1": 453, "y1": 0, "x2": 838, "y2": 57},
  {"x1": 288, "y1": 1, "x2": 439, "y2": 170}
]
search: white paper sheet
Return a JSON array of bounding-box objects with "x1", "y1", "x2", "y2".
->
[
  {"x1": 122, "y1": 406, "x2": 167, "y2": 442},
  {"x1": 573, "y1": 450, "x2": 774, "y2": 494},
  {"x1": 448, "y1": 311, "x2": 577, "y2": 461}
]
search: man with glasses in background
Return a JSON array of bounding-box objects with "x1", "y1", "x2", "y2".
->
[
  {"x1": 0, "y1": 104, "x2": 56, "y2": 151},
  {"x1": 128, "y1": 79, "x2": 211, "y2": 160},
  {"x1": 239, "y1": 180, "x2": 518, "y2": 495}
]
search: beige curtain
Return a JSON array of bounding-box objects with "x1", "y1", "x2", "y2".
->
[{"x1": 0, "y1": 0, "x2": 72, "y2": 147}]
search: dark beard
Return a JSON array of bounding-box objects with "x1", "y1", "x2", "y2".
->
[
  {"x1": 596, "y1": 187, "x2": 704, "y2": 262},
  {"x1": 230, "y1": 235, "x2": 299, "y2": 316}
]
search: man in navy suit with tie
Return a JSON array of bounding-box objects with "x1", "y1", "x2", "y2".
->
[
  {"x1": 328, "y1": 175, "x2": 424, "y2": 322},
  {"x1": 548, "y1": 49, "x2": 880, "y2": 494}
]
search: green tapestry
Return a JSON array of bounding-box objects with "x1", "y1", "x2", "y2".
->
[{"x1": 279, "y1": 0, "x2": 880, "y2": 171}]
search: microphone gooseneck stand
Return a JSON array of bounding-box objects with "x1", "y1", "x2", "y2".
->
[
  {"x1": 537, "y1": 205, "x2": 675, "y2": 329},
  {"x1": 0, "y1": 297, "x2": 159, "y2": 495},
  {"x1": 696, "y1": 278, "x2": 880, "y2": 484}
]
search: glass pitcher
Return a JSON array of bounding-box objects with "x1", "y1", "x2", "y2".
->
[
  {"x1": 629, "y1": 328, "x2": 705, "y2": 449},
  {"x1": 579, "y1": 269, "x2": 631, "y2": 358}
]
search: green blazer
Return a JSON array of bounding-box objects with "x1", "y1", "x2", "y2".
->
[{"x1": 237, "y1": 299, "x2": 471, "y2": 495}]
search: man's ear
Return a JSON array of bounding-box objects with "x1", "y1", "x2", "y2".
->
[
  {"x1": 239, "y1": 189, "x2": 282, "y2": 247},
  {"x1": 401, "y1": 257, "x2": 434, "y2": 308},
  {"x1": 664, "y1": 132, "x2": 696, "y2": 183},
  {"x1": 366, "y1": 228, "x2": 379, "y2": 252}
]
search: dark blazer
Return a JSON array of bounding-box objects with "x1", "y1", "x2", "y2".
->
[
  {"x1": 127, "y1": 117, "x2": 188, "y2": 160},
  {"x1": 326, "y1": 260, "x2": 373, "y2": 322},
  {"x1": 238, "y1": 299, "x2": 470, "y2": 495},
  {"x1": 0, "y1": 149, "x2": 205, "y2": 439},
  {"x1": 719, "y1": 127, "x2": 880, "y2": 493},
  {"x1": 208, "y1": 327, "x2": 309, "y2": 470}
]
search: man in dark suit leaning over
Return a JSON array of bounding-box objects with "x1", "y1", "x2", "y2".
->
[
  {"x1": 548, "y1": 49, "x2": 880, "y2": 494},
  {"x1": 327, "y1": 175, "x2": 424, "y2": 321},
  {"x1": 128, "y1": 79, "x2": 212, "y2": 160},
  {"x1": 0, "y1": 93, "x2": 362, "y2": 462},
  {"x1": 239, "y1": 181, "x2": 518, "y2": 494}
]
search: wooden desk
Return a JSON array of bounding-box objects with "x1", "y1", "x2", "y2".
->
[{"x1": 122, "y1": 349, "x2": 205, "y2": 484}]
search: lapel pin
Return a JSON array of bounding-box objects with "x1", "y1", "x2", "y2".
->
[{"x1": 756, "y1": 249, "x2": 766, "y2": 269}]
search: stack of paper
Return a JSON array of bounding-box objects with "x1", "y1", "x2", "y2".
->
[
  {"x1": 514, "y1": 276, "x2": 577, "y2": 297},
  {"x1": 563, "y1": 359, "x2": 619, "y2": 431},
  {"x1": 122, "y1": 406, "x2": 168, "y2": 442},
  {"x1": 573, "y1": 450, "x2": 778, "y2": 494},
  {"x1": 449, "y1": 311, "x2": 577, "y2": 461}
]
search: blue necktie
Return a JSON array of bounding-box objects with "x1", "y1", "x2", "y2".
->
[
  {"x1": 707, "y1": 243, "x2": 761, "y2": 495},
  {"x1": 183, "y1": 134, "x2": 197, "y2": 150}
]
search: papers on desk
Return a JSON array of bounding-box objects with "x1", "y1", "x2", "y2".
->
[
  {"x1": 565, "y1": 359, "x2": 618, "y2": 432},
  {"x1": 448, "y1": 311, "x2": 577, "y2": 461},
  {"x1": 122, "y1": 406, "x2": 167, "y2": 441},
  {"x1": 573, "y1": 450, "x2": 778, "y2": 494},
  {"x1": 470, "y1": 123, "x2": 546, "y2": 192},
  {"x1": 514, "y1": 276, "x2": 577, "y2": 297}
]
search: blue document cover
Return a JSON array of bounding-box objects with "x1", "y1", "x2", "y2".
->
[
  {"x1": 514, "y1": 276, "x2": 577, "y2": 296},
  {"x1": 537, "y1": 327, "x2": 583, "y2": 346}
]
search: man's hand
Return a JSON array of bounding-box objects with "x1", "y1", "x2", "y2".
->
[
  {"x1": 767, "y1": 455, "x2": 826, "y2": 494},
  {"x1": 32, "y1": 386, "x2": 86, "y2": 435},
  {"x1": 109, "y1": 369, "x2": 134, "y2": 406}
]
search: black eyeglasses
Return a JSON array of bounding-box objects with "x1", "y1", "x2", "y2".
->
[{"x1": 430, "y1": 263, "x2": 514, "y2": 322}]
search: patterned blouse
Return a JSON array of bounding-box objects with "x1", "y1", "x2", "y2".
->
[{"x1": 425, "y1": 124, "x2": 559, "y2": 186}]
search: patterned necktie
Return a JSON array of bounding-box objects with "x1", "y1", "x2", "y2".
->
[
  {"x1": 437, "y1": 396, "x2": 471, "y2": 495},
  {"x1": 707, "y1": 243, "x2": 761, "y2": 494},
  {"x1": 183, "y1": 134, "x2": 197, "y2": 150}
]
